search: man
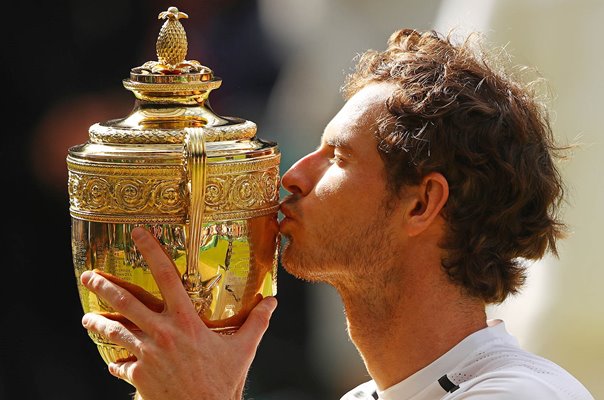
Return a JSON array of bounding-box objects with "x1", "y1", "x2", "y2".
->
[{"x1": 79, "y1": 29, "x2": 594, "y2": 399}]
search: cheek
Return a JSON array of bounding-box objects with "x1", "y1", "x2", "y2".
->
[{"x1": 314, "y1": 170, "x2": 346, "y2": 200}]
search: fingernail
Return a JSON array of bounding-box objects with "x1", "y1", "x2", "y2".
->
[
  {"x1": 80, "y1": 270, "x2": 92, "y2": 285},
  {"x1": 82, "y1": 315, "x2": 90, "y2": 327},
  {"x1": 264, "y1": 296, "x2": 278, "y2": 314},
  {"x1": 131, "y1": 226, "x2": 145, "y2": 241}
]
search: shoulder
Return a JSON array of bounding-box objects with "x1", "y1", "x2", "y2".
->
[{"x1": 446, "y1": 348, "x2": 594, "y2": 400}]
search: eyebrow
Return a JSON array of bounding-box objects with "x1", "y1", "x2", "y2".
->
[{"x1": 323, "y1": 136, "x2": 353, "y2": 152}]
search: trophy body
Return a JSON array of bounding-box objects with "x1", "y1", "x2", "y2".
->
[{"x1": 67, "y1": 7, "x2": 280, "y2": 366}]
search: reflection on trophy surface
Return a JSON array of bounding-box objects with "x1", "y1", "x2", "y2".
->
[{"x1": 67, "y1": 6, "x2": 280, "y2": 368}]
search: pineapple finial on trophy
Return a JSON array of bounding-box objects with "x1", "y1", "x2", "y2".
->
[
  {"x1": 137, "y1": 6, "x2": 204, "y2": 74},
  {"x1": 157, "y1": 7, "x2": 189, "y2": 67}
]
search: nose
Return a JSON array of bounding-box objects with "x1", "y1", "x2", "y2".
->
[{"x1": 281, "y1": 150, "x2": 324, "y2": 196}]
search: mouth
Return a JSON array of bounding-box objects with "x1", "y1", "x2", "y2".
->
[
  {"x1": 278, "y1": 197, "x2": 297, "y2": 231},
  {"x1": 279, "y1": 203, "x2": 293, "y2": 220},
  {"x1": 279, "y1": 194, "x2": 297, "y2": 218}
]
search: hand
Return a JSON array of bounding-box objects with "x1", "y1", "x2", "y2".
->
[{"x1": 80, "y1": 226, "x2": 278, "y2": 400}]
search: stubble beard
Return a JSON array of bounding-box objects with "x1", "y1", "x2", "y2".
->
[{"x1": 280, "y1": 203, "x2": 399, "y2": 289}]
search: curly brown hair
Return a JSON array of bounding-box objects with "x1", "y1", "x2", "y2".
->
[{"x1": 343, "y1": 29, "x2": 567, "y2": 304}]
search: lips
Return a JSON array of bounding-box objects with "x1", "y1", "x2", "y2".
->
[
  {"x1": 278, "y1": 198, "x2": 297, "y2": 232},
  {"x1": 279, "y1": 194, "x2": 298, "y2": 220},
  {"x1": 279, "y1": 202, "x2": 294, "y2": 220}
]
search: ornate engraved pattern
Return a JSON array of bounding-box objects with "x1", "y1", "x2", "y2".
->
[
  {"x1": 89, "y1": 120, "x2": 257, "y2": 144},
  {"x1": 204, "y1": 168, "x2": 280, "y2": 214},
  {"x1": 68, "y1": 164, "x2": 186, "y2": 222},
  {"x1": 122, "y1": 79, "x2": 221, "y2": 93},
  {"x1": 67, "y1": 154, "x2": 280, "y2": 224}
]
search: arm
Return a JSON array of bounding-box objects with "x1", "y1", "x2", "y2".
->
[{"x1": 80, "y1": 226, "x2": 278, "y2": 400}]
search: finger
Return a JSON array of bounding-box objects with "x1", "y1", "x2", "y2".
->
[
  {"x1": 108, "y1": 360, "x2": 136, "y2": 385},
  {"x1": 235, "y1": 296, "x2": 277, "y2": 347},
  {"x1": 95, "y1": 269, "x2": 164, "y2": 313},
  {"x1": 82, "y1": 312, "x2": 143, "y2": 357},
  {"x1": 81, "y1": 270, "x2": 158, "y2": 333},
  {"x1": 131, "y1": 227, "x2": 194, "y2": 313}
]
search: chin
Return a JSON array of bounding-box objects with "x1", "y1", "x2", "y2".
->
[
  {"x1": 280, "y1": 239, "x2": 304, "y2": 277},
  {"x1": 280, "y1": 239, "x2": 332, "y2": 283}
]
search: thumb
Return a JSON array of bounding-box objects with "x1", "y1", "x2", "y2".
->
[{"x1": 236, "y1": 296, "x2": 278, "y2": 345}]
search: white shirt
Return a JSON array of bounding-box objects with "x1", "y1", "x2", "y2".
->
[{"x1": 340, "y1": 320, "x2": 594, "y2": 400}]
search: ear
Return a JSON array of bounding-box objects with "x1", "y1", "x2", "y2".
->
[{"x1": 406, "y1": 172, "x2": 449, "y2": 237}]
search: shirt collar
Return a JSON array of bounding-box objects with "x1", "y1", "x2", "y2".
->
[{"x1": 377, "y1": 319, "x2": 517, "y2": 400}]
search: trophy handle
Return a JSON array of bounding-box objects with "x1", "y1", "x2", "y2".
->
[{"x1": 183, "y1": 127, "x2": 219, "y2": 313}]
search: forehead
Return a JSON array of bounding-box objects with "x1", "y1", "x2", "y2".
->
[{"x1": 322, "y1": 82, "x2": 395, "y2": 145}]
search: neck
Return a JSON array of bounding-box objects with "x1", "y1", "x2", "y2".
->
[{"x1": 335, "y1": 262, "x2": 486, "y2": 391}]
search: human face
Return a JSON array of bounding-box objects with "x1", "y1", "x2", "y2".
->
[{"x1": 279, "y1": 83, "x2": 401, "y2": 285}]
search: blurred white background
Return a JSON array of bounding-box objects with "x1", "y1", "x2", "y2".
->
[{"x1": 258, "y1": 0, "x2": 604, "y2": 397}]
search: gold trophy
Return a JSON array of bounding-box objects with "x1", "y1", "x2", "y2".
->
[{"x1": 67, "y1": 5, "x2": 280, "y2": 369}]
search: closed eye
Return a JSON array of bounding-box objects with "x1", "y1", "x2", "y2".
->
[
  {"x1": 328, "y1": 147, "x2": 349, "y2": 166},
  {"x1": 329, "y1": 154, "x2": 344, "y2": 166}
]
